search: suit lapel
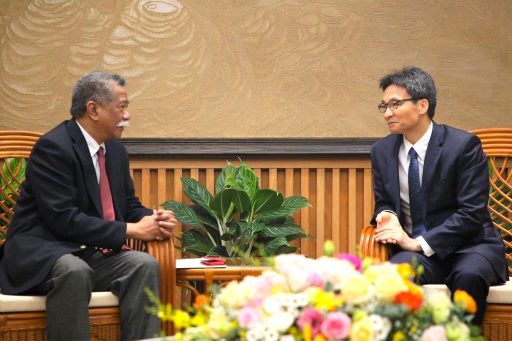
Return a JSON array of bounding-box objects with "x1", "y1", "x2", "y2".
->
[
  {"x1": 67, "y1": 120, "x2": 103, "y2": 217},
  {"x1": 422, "y1": 122, "x2": 444, "y2": 204},
  {"x1": 389, "y1": 135, "x2": 402, "y2": 215}
]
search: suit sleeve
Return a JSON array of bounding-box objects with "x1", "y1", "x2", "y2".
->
[
  {"x1": 370, "y1": 145, "x2": 397, "y2": 225},
  {"x1": 423, "y1": 135, "x2": 491, "y2": 259},
  {"x1": 27, "y1": 138, "x2": 126, "y2": 249}
]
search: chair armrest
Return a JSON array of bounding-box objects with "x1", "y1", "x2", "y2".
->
[
  {"x1": 359, "y1": 225, "x2": 389, "y2": 261},
  {"x1": 146, "y1": 237, "x2": 176, "y2": 335}
]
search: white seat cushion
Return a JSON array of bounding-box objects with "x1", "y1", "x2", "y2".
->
[
  {"x1": 423, "y1": 277, "x2": 512, "y2": 304},
  {"x1": 0, "y1": 291, "x2": 119, "y2": 313}
]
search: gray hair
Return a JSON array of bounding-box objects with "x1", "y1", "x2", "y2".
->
[
  {"x1": 70, "y1": 71, "x2": 126, "y2": 118},
  {"x1": 379, "y1": 66, "x2": 437, "y2": 119}
]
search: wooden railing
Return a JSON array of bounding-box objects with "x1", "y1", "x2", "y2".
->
[{"x1": 129, "y1": 156, "x2": 374, "y2": 259}]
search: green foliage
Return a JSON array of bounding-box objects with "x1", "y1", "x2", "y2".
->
[
  {"x1": 162, "y1": 161, "x2": 310, "y2": 258},
  {"x1": 0, "y1": 158, "x2": 27, "y2": 241}
]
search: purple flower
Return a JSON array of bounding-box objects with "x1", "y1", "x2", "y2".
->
[
  {"x1": 297, "y1": 307, "x2": 324, "y2": 336},
  {"x1": 336, "y1": 253, "x2": 362, "y2": 271}
]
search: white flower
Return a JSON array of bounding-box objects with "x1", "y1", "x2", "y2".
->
[
  {"x1": 266, "y1": 311, "x2": 295, "y2": 333},
  {"x1": 247, "y1": 325, "x2": 264, "y2": 341},
  {"x1": 368, "y1": 314, "x2": 391, "y2": 341},
  {"x1": 263, "y1": 326, "x2": 280, "y2": 341}
]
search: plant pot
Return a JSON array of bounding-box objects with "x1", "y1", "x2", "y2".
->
[{"x1": 225, "y1": 257, "x2": 271, "y2": 266}]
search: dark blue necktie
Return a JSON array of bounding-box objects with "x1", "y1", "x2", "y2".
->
[{"x1": 409, "y1": 148, "x2": 426, "y2": 237}]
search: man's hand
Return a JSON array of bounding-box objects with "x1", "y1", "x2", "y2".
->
[
  {"x1": 374, "y1": 211, "x2": 421, "y2": 252},
  {"x1": 126, "y1": 209, "x2": 177, "y2": 241}
]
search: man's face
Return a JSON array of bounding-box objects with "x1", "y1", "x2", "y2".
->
[
  {"x1": 95, "y1": 83, "x2": 130, "y2": 141},
  {"x1": 381, "y1": 84, "x2": 426, "y2": 135}
]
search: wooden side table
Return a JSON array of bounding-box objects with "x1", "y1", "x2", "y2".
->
[{"x1": 176, "y1": 266, "x2": 268, "y2": 299}]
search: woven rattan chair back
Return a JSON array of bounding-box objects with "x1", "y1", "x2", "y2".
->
[
  {"x1": 471, "y1": 128, "x2": 512, "y2": 275},
  {"x1": 0, "y1": 131, "x2": 42, "y2": 245}
]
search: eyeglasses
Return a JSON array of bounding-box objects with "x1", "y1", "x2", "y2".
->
[{"x1": 377, "y1": 98, "x2": 417, "y2": 113}]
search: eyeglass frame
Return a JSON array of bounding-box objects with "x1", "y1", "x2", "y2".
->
[{"x1": 377, "y1": 98, "x2": 420, "y2": 113}]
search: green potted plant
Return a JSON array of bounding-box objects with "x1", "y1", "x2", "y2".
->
[{"x1": 162, "y1": 161, "x2": 310, "y2": 260}]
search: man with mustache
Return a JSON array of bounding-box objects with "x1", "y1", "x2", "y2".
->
[
  {"x1": 0, "y1": 71, "x2": 176, "y2": 340},
  {"x1": 371, "y1": 66, "x2": 507, "y2": 325}
]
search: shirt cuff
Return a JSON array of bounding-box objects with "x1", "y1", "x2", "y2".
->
[
  {"x1": 382, "y1": 210, "x2": 397, "y2": 216},
  {"x1": 416, "y1": 236, "x2": 435, "y2": 257}
]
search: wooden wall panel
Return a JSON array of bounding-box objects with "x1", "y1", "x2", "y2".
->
[{"x1": 129, "y1": 157, "x2": 373, "y2": 259}]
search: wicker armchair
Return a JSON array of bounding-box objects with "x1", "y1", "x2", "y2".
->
[
  {"x1": 359, "y1": 128, "x2": 512, "y2": 341},
  {"x1": 0, "y1": 131, "x2": 177, "y2": 340}
]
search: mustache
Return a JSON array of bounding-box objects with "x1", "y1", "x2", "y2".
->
[{"x1": 116, "y1": 120, "x2": 130, "y2": 128}]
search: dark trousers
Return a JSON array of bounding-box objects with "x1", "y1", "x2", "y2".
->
[
  {"x1": 390, "y1": 250, "x2": 502, "y2": 325},
  {"x1": 35, "y1": 249, "x2": 161, "y2": 341}
]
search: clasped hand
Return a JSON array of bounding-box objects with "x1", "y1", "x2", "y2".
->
[
  {"x1": 126, "y1": 208, "x2": 177, "y2": 241},
  {"x1": 374, "y1": 211, "x2": 420, "y2": 251}
]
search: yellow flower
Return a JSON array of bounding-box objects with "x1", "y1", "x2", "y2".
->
[
  {"x1": 454, "y1": 290, "x2": 477, "y2": 314},
  {"x1": 397, "y1": 263, "x2": 415, "y2": 279},
  {"x1": 190, "y1": 311, "x2": 208, "y2": 326},
  {"x1": 303, "y1": 323, "x2": 312, "y2": 341},
  {"x1": 314, "y1": 334, "x2": 327, "y2": 341},
  {"x1": 343, "y1": 273, "x2": 371, "y2": 304},
  {"x1": 392, "y1": 331, "x2": 406, "y2": 341},
  {"x1": 350, "y1": 318, "x2": 373, "y2": 341},
  {"x1": 374, "y1": 272, "x2": 407, "y2": 302},
  {"x1": 312, "y1": 290, "x2": 344, "y2": 311},
  {"x1": 172, "y1": 310, "x2": 191, "y2": 330}
]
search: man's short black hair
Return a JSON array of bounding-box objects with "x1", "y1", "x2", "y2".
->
[
  {"x1": 70, "y1": 71, "x2": 126, "y2": 118},
  {"x1": 379, "y1": 66, "x2": 437, "y2": 119}
]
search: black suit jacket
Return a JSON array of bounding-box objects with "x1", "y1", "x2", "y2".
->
[
  {"x1": 370, "y1": 122, "x2": 507, "y2": 282},
  {"x1": 0, "y1": 120, "x2": 151, "y2": 294}
]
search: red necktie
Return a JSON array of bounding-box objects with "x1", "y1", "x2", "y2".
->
[{"x1": 98, "y1": 147, "x2": 115, "y2": 221}]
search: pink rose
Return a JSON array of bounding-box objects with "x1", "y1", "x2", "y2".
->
[
  {"x1": 320, "y1": 312, "x2": 351, "y2": 340},
  {"x1": 306, "y1": 271, "x2": 325, "y2": 288},
  {"x1": 336, "y1": 253, "x2": 362, "y2": 271},
  {"x1": 297, "y1": 307, "x2": 324, "y2": 336},
  {"x1": 237, "y1": 307, "x2": 262, "y2": 329},
  {"x1": 422, "y1": 326, "x2": 447, "y2": 341}
]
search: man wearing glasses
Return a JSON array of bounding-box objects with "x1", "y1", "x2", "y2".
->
[{"x1": 370, "y1": 66, "x2": 507, "y2": 325}]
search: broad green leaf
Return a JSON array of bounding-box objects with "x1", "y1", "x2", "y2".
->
[
  {"x1": 215, "y1": 163, "x2": 237, "y2": 194},
  {"x1": 253, "y1": 189, "x2": 284, "y2": 215},
  {"x1": 181, "y1": 178, "x2": 213, "y2": 210},
  {"x1": 182, "y1": 230, "x2": 214, "y2": 256},
  {"x1": 193, "y1": 205, "x2": 220, "y2": 230},
  {"x1": 260, "y1": 226, "x2": 306, "y2": 238},
  {"x1": 162, "y1": 201, "x2": 203, "y2": 229},
  {"x1": 206, "y1": 245, "x2": 229, "y2": 257},
  {"x1": 234, "y1": 164, "x2": 258, "y2": 200},
  {"x1": 255, "y1": 196, "x2": 309, "y2": 221},
  {"x1": 264, "y1": 236, "x2": 289, "y2": 255},
  {"x1": 286, "y1": 233, "x2": 309, "y2": 241},
  {"x1": 210, "y1": 188, "x2": 236, "y2": 219},
  {"x1": 230, "y1": 189, "x2": 251, "y2": 214},
  {"x1": 274, "y1": 245, "x2": 297, "y2": 254}
]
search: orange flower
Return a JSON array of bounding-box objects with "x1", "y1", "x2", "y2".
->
[
  {"x1": 395, "y1": 291, "x2": 423, "y2": 311},
  {"x1": 193, "y1": 294, "x2": 209, "y2": 310},
  {"x1": 454, "y1": 290, "x2": 477, "y2": 314}
]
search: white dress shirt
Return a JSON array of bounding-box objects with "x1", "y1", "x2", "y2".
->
[
  {"x1": 398, "y1": 121, "x2": 435, "y2": 257},
  {"x1": 76, "y1": 121, "x2": 105, "y2": 184}
]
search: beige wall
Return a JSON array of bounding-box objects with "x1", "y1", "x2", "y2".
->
[{"x1": 0, "y1": 0, "x2": 510, "y2": 137}]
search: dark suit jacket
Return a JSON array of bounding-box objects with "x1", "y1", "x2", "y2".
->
[
  {"x1": 370, "y1": 122, "x2": 507, "y2": 283},
  {"x1": 0, "y1": 120, "x2": 151, "y2": 294}
]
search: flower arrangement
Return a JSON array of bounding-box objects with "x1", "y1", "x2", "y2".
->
[{"x1": 150, "y1": 253, "x2": 483, "y2": 341}]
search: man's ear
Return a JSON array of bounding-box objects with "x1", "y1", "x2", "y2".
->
[
  {"x1": 418, "y1": 98, "x2": 429, "y2": 116},
  {"x1": 86, "y1": 101, "x2": 99, "y2": 121}
]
